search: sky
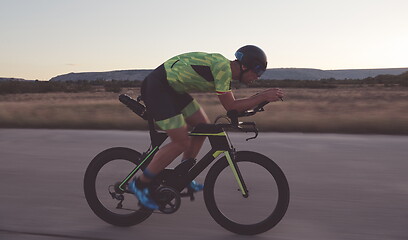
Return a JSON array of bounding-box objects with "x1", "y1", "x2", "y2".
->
[{"x1": 1, "y1": 0, "x2": 407, "y2": 80}]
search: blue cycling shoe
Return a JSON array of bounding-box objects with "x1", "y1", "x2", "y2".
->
[
  {"x1": 128, "y1": 180, "x2": 159, "y2": 210},
  {"x1": 189, "y1": 180, "x2": 204, "y2": 192}
]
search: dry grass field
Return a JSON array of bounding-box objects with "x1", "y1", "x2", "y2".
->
[{"x1": 0, "y1": 87, "x2": 407, "y2": 134}]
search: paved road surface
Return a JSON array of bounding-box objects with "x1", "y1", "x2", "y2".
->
[{"x1": 1, "y1": 129, "x2": 407, "y2": 240}]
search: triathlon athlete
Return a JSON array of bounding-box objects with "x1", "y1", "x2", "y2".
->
[{"x1": 129, "y1": 45, "x2": 284, "y2": 209}]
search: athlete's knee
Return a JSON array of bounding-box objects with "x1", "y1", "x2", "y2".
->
[
  {"x1": 167, "y1": 126, "x2": 191, "y2": 152},
  {"x1": 199, "y1": 114, "x2": 211, "y2": 124},
  {"x1": 186, "y1": 108, "x2": 210, "y2": 127}
]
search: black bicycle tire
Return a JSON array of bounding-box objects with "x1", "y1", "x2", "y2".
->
[
  {"x1": 83, "y1": 147, "x2": 153, "y2": 226},
  {"x1": 203, "y1": 151, "x2": 290, "y2": 235}
]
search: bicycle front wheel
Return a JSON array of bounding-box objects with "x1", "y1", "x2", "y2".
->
[{"x1": 204, "y1": 151, "x2": 289, "y2": 235}]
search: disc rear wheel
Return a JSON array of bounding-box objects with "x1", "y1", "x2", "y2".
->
[{"x1": 84, "y1": 147, "x2": 153, "y2": 226}]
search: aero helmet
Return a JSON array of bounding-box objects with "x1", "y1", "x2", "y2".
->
[{"x1": 235, "y1": 45, "x2": 267, "y2": 77}]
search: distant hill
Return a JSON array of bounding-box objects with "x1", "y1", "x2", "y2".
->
[
  {"x1": 261, "y1": 68, "x2": 408, "y2": 80},
  {"x1": 46, "y1": 67, "x2": 408, "y2": 82},
  {"x1": 0, "y1": 77, "x2": 27, "y2": 82},
  {"x1": 49, "y1": 70, "x2": 152, "y2": 82}
]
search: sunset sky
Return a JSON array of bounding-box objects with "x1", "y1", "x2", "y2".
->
[{"x1": 1, "y1": 0, "x2": 407, "y2": 80}]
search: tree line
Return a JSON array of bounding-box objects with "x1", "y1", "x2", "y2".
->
[
  {"x1": 0, "y1": 80, "x2": 142, "y2": 94},
  {"x1": 1, "y1": 71, "x2": 407, "y2": 95}
]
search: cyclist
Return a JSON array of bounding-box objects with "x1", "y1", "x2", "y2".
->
[{"x1": 129, "y1": 45, "x2": 284, "y2": 209}]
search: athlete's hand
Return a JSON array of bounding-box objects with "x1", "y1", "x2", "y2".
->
[{"x1": 259, "y1": 88, "x2": 284, "y2": 102}]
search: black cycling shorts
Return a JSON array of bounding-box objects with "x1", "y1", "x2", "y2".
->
[{"x1": 141, "y1": 64, "x2": 201, "y2": 130}]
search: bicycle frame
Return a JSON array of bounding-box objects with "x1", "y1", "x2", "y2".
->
[{"x1": 118, "y1": 124, "x2": 249, "y2": 197}]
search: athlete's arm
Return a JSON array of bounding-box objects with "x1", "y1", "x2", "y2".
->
[{"x1": 218, "y1": 89, "x2": 284, "y2": 112}]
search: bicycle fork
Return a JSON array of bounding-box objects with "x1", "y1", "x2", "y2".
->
[{"x1": 214, "y1": 150, "x2": 249, "y2": 198}]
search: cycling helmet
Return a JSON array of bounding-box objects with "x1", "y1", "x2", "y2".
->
[{"x1": 235, "y1": 45, "x2": 267, "y2": 77}]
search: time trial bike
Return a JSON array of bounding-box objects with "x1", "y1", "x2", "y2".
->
[{"x1": 83, "y1": 94, "x2": 289, "y2": 235}]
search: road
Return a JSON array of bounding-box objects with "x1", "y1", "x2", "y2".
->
[{"x1": 1, "y1": 129, "x2": 407, "y2": 240}]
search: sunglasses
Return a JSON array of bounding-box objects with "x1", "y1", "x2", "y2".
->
[{"x1": 252, "y1": 65, "x2": 265, "y2": 77}]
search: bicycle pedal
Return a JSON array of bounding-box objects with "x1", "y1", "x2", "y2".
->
[
  {"x1": 187, "y1": 187, "x2": 195, "y2": 201},
  {"x1": 180, "y1": 189, "x2": 195, "y2": 201}
]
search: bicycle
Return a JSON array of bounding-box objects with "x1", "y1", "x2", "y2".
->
[{"x1": 84, "y1": 94, "x2": 290, "y2": 235}]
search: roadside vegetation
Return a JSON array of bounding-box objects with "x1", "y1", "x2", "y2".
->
[
  {"x1": 1, "y1": 71, "x2": 407, "y2": 95},
  {"x1": 0, "y1": 80, "x2": 141, "y2": 94},
  {"x1": 0, "y1": 72, "x2": 407, "y2": 134}
]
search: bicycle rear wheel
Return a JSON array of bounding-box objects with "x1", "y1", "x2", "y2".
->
[
  {"x1": 84, "y1": 147, "x2": 153, "y2": 226},
  {"x1": 204, "y1": 151, "x2": 289, "y2": 235}
]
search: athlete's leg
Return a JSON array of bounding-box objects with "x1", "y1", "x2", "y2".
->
[
  {"x1": 129, "y1": 123, "x2": 191, "y2": 209},
  {"x1": 139, "y1": 125, "x2": 190, "y2": 183},
  {"x1": 183, "y1": 107, "x2": 210, "y2": 160},
  {"x1": 138, "y1": 108, "x2": 209, "y2": 184}
]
